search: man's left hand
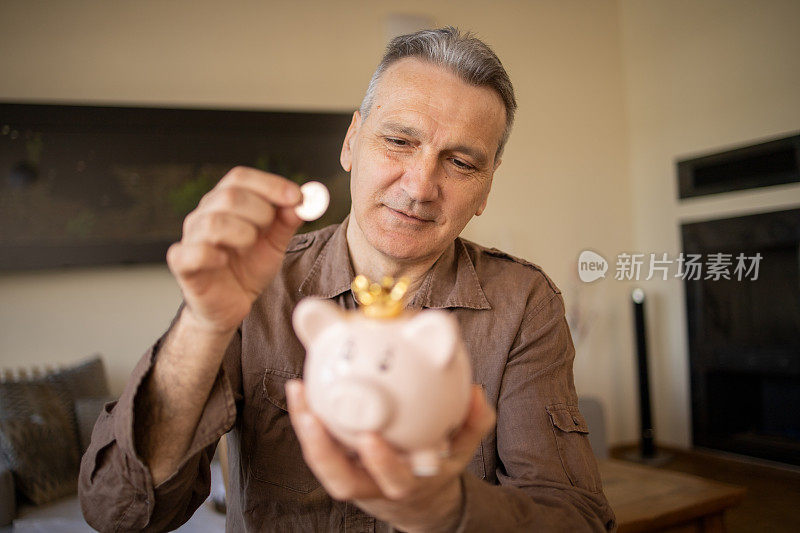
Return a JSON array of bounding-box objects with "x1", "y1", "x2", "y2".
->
[{"x1": 285, "y1": 380, "x2": 495, "y2": 532}]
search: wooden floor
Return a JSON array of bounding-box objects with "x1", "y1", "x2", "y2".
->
[{"x1": 610, "y1": 445, "x2": 800, "y2": 533}]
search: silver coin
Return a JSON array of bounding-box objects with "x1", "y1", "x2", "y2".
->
[{"x1": 295, "y1": 181, "x2": 330, "y2": 221}]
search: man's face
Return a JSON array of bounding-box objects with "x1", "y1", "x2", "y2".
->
[{"x1": 341, "y1": 57, "x2": 506, "y2": 264}]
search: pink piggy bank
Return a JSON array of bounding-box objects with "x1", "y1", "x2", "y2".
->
[{"x1": 292, "y1": 298, "x2": 472, "y2": 476}]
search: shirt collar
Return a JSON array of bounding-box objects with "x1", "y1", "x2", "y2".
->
[
  {"x1": 298, "y1": 218, "x2": 355, "y2": 299},
  {"x1": 299, "y1": 217, "x2": 491, "y2": 311}
]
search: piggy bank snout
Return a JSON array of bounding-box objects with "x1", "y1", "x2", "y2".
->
[{"x1": 326, "y1": 380, "x2": 391, "y2": 433}]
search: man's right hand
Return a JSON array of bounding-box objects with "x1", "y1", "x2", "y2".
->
[{"x1": 166, "y1": 166, "x2": 304, "y2": 335}]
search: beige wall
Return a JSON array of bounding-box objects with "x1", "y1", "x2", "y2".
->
[
  {"x1": 619, "y1": 0, "x2": 800, "y2": 447},
  {"x1": 8, "y1": 0, "x2": 796, "y2": 449}
]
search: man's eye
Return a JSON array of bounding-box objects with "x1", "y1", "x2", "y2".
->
[
  {"x1": 386, "y1": 138, "x2": 408, "y2": 146},
  {"x1": 451, "y1": 158, "x2": 475, "y2": 170}
]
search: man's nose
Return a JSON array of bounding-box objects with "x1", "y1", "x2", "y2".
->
[{"x1": 400, "y1": 153, "x2": 440, "y2": 203}]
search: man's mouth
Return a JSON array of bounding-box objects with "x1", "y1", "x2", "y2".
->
[{"x1": 384, "y1": 205, "x2": 434, "y2": 223}]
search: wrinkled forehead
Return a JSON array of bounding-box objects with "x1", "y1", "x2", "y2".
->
[{"x1": 368, "y1": 58, "x2": 506, "y2": 153}]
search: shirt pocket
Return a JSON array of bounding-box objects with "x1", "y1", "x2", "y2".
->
[
  {"x1": 546, "y1": 403, "x2": 602, "y2": 493},
  {"x1": 249, "y1": 369, "x2": 321, "y2": 494}
]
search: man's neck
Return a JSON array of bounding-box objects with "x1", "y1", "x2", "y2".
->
[{"x1": 345, "y1": 214, "x2": 443, "y2": 300}]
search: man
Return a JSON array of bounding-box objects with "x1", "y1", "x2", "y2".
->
[{"x1": 79, "y1": 27, "x2": 615, "y2": 532}]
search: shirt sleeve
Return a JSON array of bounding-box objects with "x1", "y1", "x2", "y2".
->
[
  {"x1": 455, "y1": 291, "x2": 617, "y2": 532},
  {"x1": 78, "y1": 309, "x2": 242, "y2": 532}
]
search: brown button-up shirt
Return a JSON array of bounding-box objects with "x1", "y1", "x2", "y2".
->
[{"x1": 79, "y1": 219, "x2": 616, "y2": 532}]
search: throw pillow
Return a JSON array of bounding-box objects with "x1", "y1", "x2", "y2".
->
[
  {"x1": 0, "y1": 378, "x2": 80, "y2": 505},
  {"x1": 48, "y1": 354, "x2": 110, "y2": 401},
  {"x1": 47, "y1": 354, "x2": 111, "y2": 454}
]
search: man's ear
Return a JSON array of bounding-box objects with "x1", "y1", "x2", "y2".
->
[
  {"x1": 340, "y1": 110, "x2": 361, "y2": 172},
  {"x1": 476, "y1": 175, "x2": 493, "y2": 216}
]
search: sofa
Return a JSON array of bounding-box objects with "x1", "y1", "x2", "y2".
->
[{"x1": 0, "y1": 355, "x2": 226, "y2": 532}]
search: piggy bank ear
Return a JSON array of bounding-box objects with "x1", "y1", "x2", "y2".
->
[
  {"x1": 402, "y1": 310, "x2": 458, "y2": 368},
  {"x1": 292, "y1": 298, "x2": 344, "y2": 348}
]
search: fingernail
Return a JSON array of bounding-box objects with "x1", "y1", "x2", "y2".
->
[
  {"x1": 285, "y1": 185, "x2": 302, "y2": 204},
  {"x1": 215, "y1": 250, "x2": 228, "y2": 266},
  {"x1": 285, "y1": 380, "x2": 300, "y2": 402},
  {"x1": 359, "y1": 432, "x2": 378, "y2": 446}
]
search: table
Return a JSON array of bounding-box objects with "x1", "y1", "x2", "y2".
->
[{"x1": 600, "y1": 459, "x2": 746, "y2": 533}]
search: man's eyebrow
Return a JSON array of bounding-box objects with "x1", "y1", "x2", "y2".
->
[
  {"x1": 450, "y1": 144, "x2": 488, "y2": 167},
  {"x1": 379, "y1": 121, "x2": 423, "y2": 138}
]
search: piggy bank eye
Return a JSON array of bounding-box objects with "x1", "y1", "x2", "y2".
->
[
  {"x1": 340, "y1": 339, "x2": 354, "y2": 361},
  {"x1": 378, "y1": 347, "x2": 394, "y2": 372}
]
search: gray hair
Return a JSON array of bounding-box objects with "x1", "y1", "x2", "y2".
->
[{"x1": 359, "y1": 26, "x2": 517, "y2": 162}]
